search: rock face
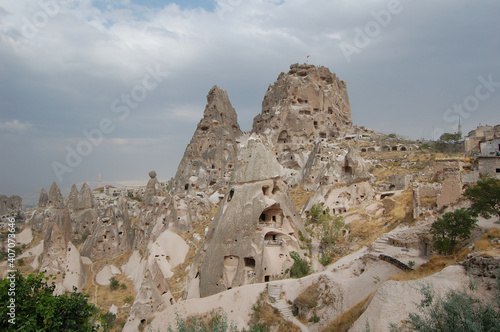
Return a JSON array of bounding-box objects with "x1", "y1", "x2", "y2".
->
[
  {"x1": 0, "y1": 194, "x2": 22, "y2": 217},
  {"x1": 186, "y1": 136, "x2": 306, "y2": 298},
  {"x1": 171, "y1": 86, "x2": 243, "y2": 195},
  {"x1": 252, "y1": 63, "x2": 352, "y2": 145},
  {"x1": 144, "y1": 171, "x2": 159, "y2": 206},
  {"x1": 72, "y1": 183, "x2": 94, "y2": 210},
  {"x1": 48, "y1": 182, "x2": 65, "y2": 209}
]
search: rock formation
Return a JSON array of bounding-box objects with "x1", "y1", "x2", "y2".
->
[
  {"x1": 252, "y1": 63, "x2": 352, "y2": 145},
  {"x1": 48, "y1": 182, "x2": 65, "y2": 209},
  {"x1": 73, "y1": 183, "x2": 94, "y2": 210},
  {"x1": 185, "y1": 136, "x2": 307, "y2": 298},
  {"x1": 171, "y1": 86, "x2": 243, "y2": 195},
  {"x1": 0, "y1": 194, "x2": 22, "y2": 217},
  {"x1": 144, "y1": 171, "x2": 159, "y2": 206}
]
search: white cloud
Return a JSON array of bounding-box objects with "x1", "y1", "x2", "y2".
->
[{"x1": 0, "y1": 120, "x2": 32, "y2": 133}]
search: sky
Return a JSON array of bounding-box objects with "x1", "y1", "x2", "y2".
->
[{"x1": 0, "y1": 0, "x2": 499, "y2": 204}]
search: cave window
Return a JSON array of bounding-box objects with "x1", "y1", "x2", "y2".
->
[
  {"x1": 201, "y1": 126, "x2": 209, "y2": 131},
  {"x1": 272, "y1": 215, "x2": 276, "y2": 222},
  {"x1": 260, "y1": 214, "x2": 266, "y2": 222},
  {"x1": 244, "y1": 257, "x2": 255, "y2": 269},
  {"x1": 184, "y1": 184, "x2": 189, "y2": 191},
  {"x1": 392, "y1": 146, "x2": 398, "y2": 151},
  {"x1": 228, "y1": 188, "x2": 235, "y2": 202},
  {"x1": 313, "y1": 121, "x2": 318, "y2": 129},
  {"x1": 343, "y1": 166, "x2": 353, "y2": 176},
  {"x1": 328, "y1": 107, "x2": 333, "y2": 114},
  {"x1": 496, "y1": 168, "x2": 500, "y2": 173},
  {"x1": 262, "y1": 185, "x2": 270, "y2": 196},
  {"x1": 265, "y1": 275, "x2": 270, "y2": 282}
]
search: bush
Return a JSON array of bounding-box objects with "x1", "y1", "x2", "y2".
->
[
  {"x1": 290, "y1": 251, "x2": 312, "y2": 278},
  {"x1": 396, "y1": 282, "x2": 500, "y2": 331},
  {"x1": 465, "y1": 176, "x2": 500, "y2": 219},
  {"x1": 430, "y1": 208, "x2": 477, "y2": 254},
  {"x1": 320, "y1": 253, "x2": 332, "y2": 266},
  {"x1": 167, "y1": 311, "x2": 237, "y2": 332},
  {"x1": 0, "y1": 271, "x2": 99, "y2": 331},
  {"x1": 109, "y1": 277, "x2": 120, "y2": 291}
]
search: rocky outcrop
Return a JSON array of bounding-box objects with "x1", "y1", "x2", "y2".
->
[
  {"x1": 38, "y1": 188, "x2": 48, "y2": 208},
  {"x1": 80, "y1": 196, "x2": 133, "y2": 260},
  {"x1": 185, "y1": 136, "x2": 306, "y2": 298},
  {"x1": 0, "y1": 194, "x2": 22, "y2": 217},
  {"x1": 252, "y1": 63, "x2": 352, "y2": 145},
  {"x1": 144, "y1": 171, "x2": 159, "y2": 206},
  {"x1": 48, "y1": 182, "x2": 65, "y2": 209},
  {"x1": 171, "y1": 86, "x2": 242, "y2": 195},
  {"x1": 72, "y1": 183, "x2": 94, "y2": 210}
]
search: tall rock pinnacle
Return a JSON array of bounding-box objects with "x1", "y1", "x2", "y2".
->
[
  {"x1": 252, "y1": 63, "x2": 352, "y2": 144},
  {"x1": 171, "y1": 86, "x2": 243, "y2": 194}
]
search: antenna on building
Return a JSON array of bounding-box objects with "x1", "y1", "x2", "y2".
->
[
  {"x1": 458, "y1": 118, "x2": 462, "y2": 137},
  {"x1": 99, "y1": 172, "x2": 102, "y2": 188}
]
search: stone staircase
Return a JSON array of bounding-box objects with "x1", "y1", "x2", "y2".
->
[
  {"x1": 371, "y1": 233, "x2": 389, "y2": 253},
  {"x1": 267, "y1": 283, "x2": 294, "y2": 320},
  {"x1": 267, "y1": 283, "x2": 310, "y2": 332}
]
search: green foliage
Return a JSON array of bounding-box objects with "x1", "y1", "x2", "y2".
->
[
  {"x1": 109, "y1": 276, "x2": 120, "y2": 291},
  {"x1": 290, "y1": 251, "x2": 313, "y2": 278},
  {"x1": 388, "y1": 133, "x2": 397, "y2": 139},
  {"x1": 402, "y1": 282, "x2": 500, "y2": 331},
  {"x1": 309, "y1": 315, "x2": 320, "y2": 323},
  {"x1": 430, "y1": 208, "x2": 477, "y2": 254},
  {"x1": 408, "y1": 260, "x2": 416, "y2": 269},
  {"x1": 0, "y1": 271, "x2": 99, "y2": 331},
  {"x1": 167, "y1": 312, "x2": 237, "y2": 332},
  {"x1": 465, "y1": 176, "x2": 500, "y2": 219},
  {"x1": 100, "y1": 312, "x2": 116, "y2": 332},
  {"x1": 439, "y1": 132, "x2": 462, "y2": 141},
  {"x1": 319, "y1": 253, "x2": 332, "y2": 266},
  {"x1": 124, "y1": 296, "x2": 134, "y2": 304},
  {"x1": 248, "y1": 322, "x2": 269, "y2": 332}
]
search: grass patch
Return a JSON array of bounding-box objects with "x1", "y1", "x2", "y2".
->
[
  {"x1": 323, "y1": 293, "x2": 373, "y2": 332},
  {"x1": 289, "y1": 185, "x2": 314, "y2": 212}
]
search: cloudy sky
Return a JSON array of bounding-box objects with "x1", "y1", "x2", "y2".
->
[{"x1": 0, "y1": 0, "x2": 499, "y2": 204}]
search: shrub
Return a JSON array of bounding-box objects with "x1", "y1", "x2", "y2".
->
[
  {"x1": 109, "y1": 277, "x2": 120, "y2": 291},
  {"x1": 395, "y1": 282, "x2": 500, "y2": 331},
  {"x1": 465, "y1": 176, "x2": 500, "y2": 219},
  {"x1": 290, "y1": 251, "x2": 312, "y2": 278},
  {"x1": 430, "y1": 208, "x2": 477, "y2": 254},
  {"x1": 0, "y1": 271, "x2": 99, "y2": 331}
]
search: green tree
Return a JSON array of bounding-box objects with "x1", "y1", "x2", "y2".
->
[
  {"x1": 439, "y1": 132, "x2": 462, "y2": 141},
  {"x1": 464, "y1": 176, "x2": 500, "y2": 219},
  {"x1": 397, "y1": 282, "x2": 500, "y2": 331},
  {"x1": 0, "y1": 271, "x2": 99, "y2": 331},
  {"x1": 430, "y1": 209, "x2": 477, "y2": 254}
]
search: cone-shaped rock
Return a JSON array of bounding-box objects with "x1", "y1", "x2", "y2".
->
[
  {"x1": 189, "y1": 137, "x2": 306, "y2": 298},
  {"x1": 48, "y1": 182, "x2": 65, "y2": 209},
  {"x1": 172, "y1": 86, "x2": 242, "y2": 194}
]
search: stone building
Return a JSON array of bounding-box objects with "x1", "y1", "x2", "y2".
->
[{"x1": 477, "y1": 157, "x2": 500, "y2": 179}]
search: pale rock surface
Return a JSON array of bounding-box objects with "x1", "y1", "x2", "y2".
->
[
  {"x1": 185, "y1": 138, "x2": 306, "y2": 298},
  {"x1": 253, "y1": 63, "x2": 352, "y2": 144},
  {"x1": 96, "y1": 265, "x2": 122, "y2": 285},
  {"x1": 349, "y1": 265, "x2": 469, "y2": 332},
  {"x1": 172, "y1": 85, "x2": 242, "y2": 195}
]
